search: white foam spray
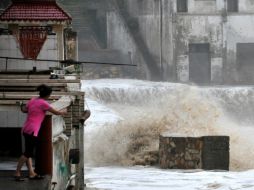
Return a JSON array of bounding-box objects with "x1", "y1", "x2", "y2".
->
[{"x1": 82, "y1": 79, "x2": 254, "y2": 170}]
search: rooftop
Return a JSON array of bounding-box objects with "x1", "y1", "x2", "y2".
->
[{"x1": 0, "y1": 1, "x2": 71, "y2": 24}]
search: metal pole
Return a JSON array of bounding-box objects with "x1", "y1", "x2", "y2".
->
[
  {"x1": 78, "y1": 122, "x2": 84, "y2": 190},
  {"x1": 0, "y1": 56, "x2": 137, "y2": 67},
  {"x1": 78, "y1": 110, "x2": 90, "y2": 190}
]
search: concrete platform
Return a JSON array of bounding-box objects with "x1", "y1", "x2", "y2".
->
[{"x1": 0, "y1": 171, "x2": 51, "y2": 190}]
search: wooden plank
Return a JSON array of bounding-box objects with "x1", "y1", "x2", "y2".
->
[
  {"x1": 0, "y1": 79, "x2": 80, "y2": 83},
  {"x1": 0, "y1": 74, "x2": 80, "y2": 80},
  {"x1": 0, "y1": 100, "x2": 59, "y2": 105},
  {"x1": 0, "y1": 91, "x2": 84, "y2": 100},
  {"x1": 0, "y1": 83, "x2": 67, "y2": 87},
  {"x1": 0, "y1": 88, "x2": 66, "y2": 92},
  {"x1": 0, "y1": 74, "x2": 51, "y2": 79},
  {"x1": 1, "y1": 91, "x2": 83, "y2": 96},
  {"x1": 0, "y1": 94, "x2": 62, "y2": 100},
  {"x1": 0, "y1": 100, "x2": 25, "y2": 105}
]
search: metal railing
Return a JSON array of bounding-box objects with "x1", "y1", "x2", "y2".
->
[{"x1": 0, "y1": 56, "x2": 136, "y2": 72}]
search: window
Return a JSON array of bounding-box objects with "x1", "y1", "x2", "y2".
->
[
  {"x1": 236, "y1": 43, "x2": 254, "y2": 83},
  {"x1": 177, "y1": 0, "x2": 188, "y2": 12},
  {"x1": 227, "y1": 0, "x2": 238, "y2": 12},
  {"x1": 189, "y1": 43, "x2": 211, "y2": 84}
]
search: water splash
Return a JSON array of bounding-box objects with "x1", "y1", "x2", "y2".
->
[{"x1": 82, "y1": 79, "x2": 254, "y2": 170}]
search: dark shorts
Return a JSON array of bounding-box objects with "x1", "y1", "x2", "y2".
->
[{"x1": 23, "y1": 133, "x2": 38, "y2": 158}]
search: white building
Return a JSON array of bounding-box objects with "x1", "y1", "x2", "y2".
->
[
  {"x1": 102, "y1": 0, "x2": 254, "y2": 84},
  {"x1": 172, "y1": 0, "x2": 254, "y2": 84},
  {"x1": 0, "y1": 0, "x2": 75, "y2": 71}
]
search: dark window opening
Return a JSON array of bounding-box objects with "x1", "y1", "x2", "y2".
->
[
  {"x1": 0, "y1": 128, "x2": 22, "y2": 158},
  {"x1": 177, "y1": 0, "x2": 188, "y2": 12},
  {"x1": 189, "y1": 43, "x2": 211, "y2": 84},
  {"x1": 237, "y1": 43, "x2": 254, "y2": 84},
  {"x1": 227, "y1": 0, "x2": 238, "y2": 12}
]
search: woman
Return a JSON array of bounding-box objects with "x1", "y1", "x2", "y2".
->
[{"x1": 14, "y1": 84, "x2": 67, "y2": 181}]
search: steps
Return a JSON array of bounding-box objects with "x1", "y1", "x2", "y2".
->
[{"x1": 0, "y1": 72, "x2": 81, "y2": 102}]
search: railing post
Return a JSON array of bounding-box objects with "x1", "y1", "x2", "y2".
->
[{"x1": 78, "y1": 110, "x2": 90, "y2": 190}]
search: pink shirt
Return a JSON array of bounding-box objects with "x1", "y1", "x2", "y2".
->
[{"x1": 22, "y1": 98, "x2": 51, "y2": 137}]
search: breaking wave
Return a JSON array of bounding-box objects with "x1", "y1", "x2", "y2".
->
[{"x1": 82, "y1": 79, "x2": 254, "y2": 171}]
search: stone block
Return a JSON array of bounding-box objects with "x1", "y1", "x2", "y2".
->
[{"x1": 159, "y1": 135, "x2": 229, "y2": 170}]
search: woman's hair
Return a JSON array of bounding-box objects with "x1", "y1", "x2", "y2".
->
[{"x1": 37, "y1": 84, "x2": 52, "y2": 98}]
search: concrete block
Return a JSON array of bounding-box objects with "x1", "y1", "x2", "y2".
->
[
  {"x1": 159, "y1": 135, "x2": 229, "y2": 170},
  {"x1": 202, "y1": 136, "x2": 229, "y2": 170}
]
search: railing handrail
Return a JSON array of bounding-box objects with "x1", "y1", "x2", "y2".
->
[{"x1": 0, "y1": 56, "x2": 137, "y2": 66}]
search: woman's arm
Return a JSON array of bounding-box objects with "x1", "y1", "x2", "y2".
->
[
  {"x1": 20, "y1": 104, "x2": 28, "y2": 113},
  {"x1": 48, "y1": 107, "x2": 67, "y2": 116}
]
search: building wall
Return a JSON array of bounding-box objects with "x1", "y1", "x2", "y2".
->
[
  {"x1": 106, "y1": 0, "x2": 254, "y2": 84},
  {"x1": 239, "y1": 0, "x2": 254, "y2": 12},
  {"x1": 186, "y1": 0, "x2": 224, "y2": 13},
  {"x1": 2, "y1": 0, "x2": 254, "y2": 84},
  {"x1": 107, "y1": 11, "x2": 148, "y2": 79},
  {"x1": 173, "y1": 0, "x2": 254, "y2": 84},
  {"x1": 0, "y1": 106, "x2": 26, "y2": 128},
  {"x1": 174, "y1": 15, "x2": 223, "y2": 83},
  {"x1": 225, "y1": 15, "x2": 254, "y2": 83},
  {"x1": 0, "y1": 27, "x2": 62, "y2": 71},
  {"x1": 107, "y1": 0, "x2": 173, "y2": 80}
]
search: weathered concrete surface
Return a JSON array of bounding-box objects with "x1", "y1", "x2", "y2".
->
[{"x1": 57, "y1": 0, "x2": 254, "y2": 83}]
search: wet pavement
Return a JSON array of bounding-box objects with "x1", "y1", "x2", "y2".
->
[{"x1": 0, "y1": 170, "x2": 51, "y2": 190}]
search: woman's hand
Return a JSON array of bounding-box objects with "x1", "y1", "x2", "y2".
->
[
  {"x1": 59, "y1": 108, "x2": 68, "y2": 116},
  {"x1": 48, "y1": 107, "x2": 67, "y2": 116},
  {"x1": 20, "y1": 103, "x2": 28, "y2": 113}
]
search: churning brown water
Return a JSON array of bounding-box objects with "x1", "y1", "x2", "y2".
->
[{"x1": 82, "y1": 79, "x2": 254, "y2": 171}]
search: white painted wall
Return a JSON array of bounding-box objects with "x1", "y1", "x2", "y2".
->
[
  {"x1": 0, "y1": 106, "x2": 26, "y2": 128},
  {"x1": 0, "y1": 110, "x2": 26, "y2": 128},
  {"x1": 0, "y1": 34, "x2": 59, "y2": 71}
]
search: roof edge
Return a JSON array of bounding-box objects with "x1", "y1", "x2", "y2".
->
[{"x1": 0, "y1": 1, "x2": 72, "y2": 23}]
